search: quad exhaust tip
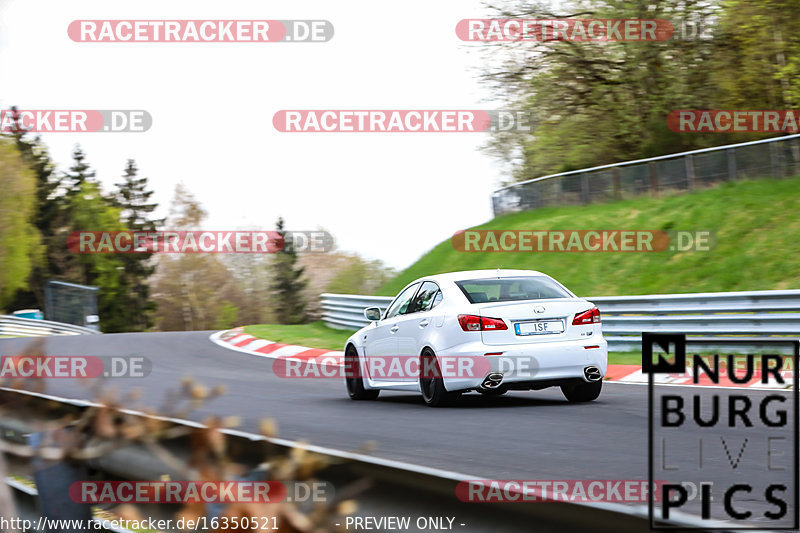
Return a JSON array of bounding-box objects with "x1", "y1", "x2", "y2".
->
[
  {"x1": 584, "y1": 366, "x2": 602, "y2": 382},
  {"x1": 481, "y1": 372, "x2": 504, "y2": 389}
]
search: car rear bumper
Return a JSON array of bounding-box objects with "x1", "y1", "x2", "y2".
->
[{"x1": 441, "y1": 338, "x2": 608, "y2": 392}]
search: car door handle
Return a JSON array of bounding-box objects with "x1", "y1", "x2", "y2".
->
[
  {"x1": 390, "y1": 326, "x2": 399, "y2": 333},
  {"x1": 419, "y1": 319, "x2": 429, "y2": 328}
]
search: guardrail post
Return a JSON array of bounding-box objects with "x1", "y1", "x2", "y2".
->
[
  {"x1": 791, "y1": 138, "x2": 800, "y2": 176},
  {"x1": 727, "y1": 147, "x2": 737, "y2": 180},
  {"x1": 612, "y1": 167, "x2": 621, "y2": 199},
  {"x1": 556, "y1": 178, "x2": 563, "y2": 204},
  {"x1": 685, "y1": 154, "x2": 696, "y2": 190},
  {"x1": 770, "y1": 140, "x2": 780, "y2": 178},
  {"x1": 648, "y1": 162, "x2": 659, "y2": 197},
  {"x1": 580, "y1": 173, "x2": 590, "y2": 204},
  {"x1": 491, "y1": 193, "x2": 502, "y2": 217}
]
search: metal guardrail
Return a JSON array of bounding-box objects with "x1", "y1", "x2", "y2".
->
[
  {"x1": 320, "y1": 294, "x2": 393, "y2": 330},
  {"x1": 0, "y1": 315, "x2": 100, "y2": 337},
  {"x1": 320, "y1": 290, "x2": 800, "y2": 353},
  {"x1": 0, "y1": 388, "x2": 716, "y2": 532},
  {"x1": 491, "y1": 133, "x2": 800, "y2": 216}
]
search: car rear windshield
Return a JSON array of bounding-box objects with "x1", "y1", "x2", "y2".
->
[{"x1": 455, "y1": 277, "x2": 571, "y2": 304}]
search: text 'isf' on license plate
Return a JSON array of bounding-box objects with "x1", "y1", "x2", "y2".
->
[{"x1": 515, "y1": 320, "x2": 564, "y2": 335}]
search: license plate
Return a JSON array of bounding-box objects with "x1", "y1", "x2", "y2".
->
[{"x1": 515, "y1": 320, "x2": 564, "y2": 336}]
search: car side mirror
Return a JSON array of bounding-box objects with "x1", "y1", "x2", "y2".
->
[{"x1": 364, "y1": 307, "x2": 382, "y2": 321}]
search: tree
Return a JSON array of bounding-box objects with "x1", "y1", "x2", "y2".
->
[
  {"x1": 4, "y1": 107, "x2": 62, "y2": 310},
  {"x1": 151, "y1": 184, "x2": 246, "y2": 331},
  {"x1": 65, "y1": 181, "x2": 129, "y2": 332},
  {"x1": 111, "y1": 160, "x2": 162, "y2": 330},
  {"x1": 37, "y1": 148, "x2": 135, "y2": 332},
  {"x1": 326, "y1": 255, "x2": 395, "y2": 295},
  {"x1": 48, "y1": 146, "x2": 100, "y2": 283},
  {"x1": 269, "y1": 218, "x2": 307, "y2": 324},
  {"x1": 712, "y1": 0, "x2": 800, "y2": 109},
  {"x1": 221, "y1": 248, "x2": 273, "y2": 324},
  {"x1": 113, "y1": 160, "x2": 161, "y2": 231},
  {"x1": 481, "y1": 0, "x2": 723, "y2": 181},
  {"x1": 0, "y1": 138, "x2": 42, "y2": 308},
  {"x1": 62, "y1": 145, "x2": 95, "y2": 198}
]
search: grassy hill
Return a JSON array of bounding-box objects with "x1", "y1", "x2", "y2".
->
[{"x1": 377, "y1": 177, "x2": 800, "y2": 297}]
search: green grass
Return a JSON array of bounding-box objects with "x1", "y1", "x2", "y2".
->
[
  {"x1": 377, "y1": 177, "x2": 800, "y2": 297},
  {"x1": 243, "y1": 321, "x2": 353, "y2": 350}
]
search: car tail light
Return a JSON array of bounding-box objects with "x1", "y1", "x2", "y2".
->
[
  {"x1": 458, "y1": 314, "x2": 508, "y2": 331},
  {"x1": 572, "y1": 307, "x2": 601, "y2": 325}
]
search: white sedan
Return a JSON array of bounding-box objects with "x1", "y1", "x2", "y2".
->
[{"x1": 344, "y1": 269, "x2": 608, "y2": 406}]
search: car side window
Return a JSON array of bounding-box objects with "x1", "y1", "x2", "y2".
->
[
  {"x1": 384, "y1": 283, "x2": 421, "y2": 319},
  {"x1": 431, "y1": 290, "x2": 443, "y2": 308},
  {"x1": 407, "y1": 281, "x2": 440, "y2": 314}
]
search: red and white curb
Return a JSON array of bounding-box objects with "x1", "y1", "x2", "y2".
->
[
  {"x1": 209, "y1": 327, "x2": 344, "y2": 368},
  {"x1": 210, "y1": 329, "x2": 793, "y2": 390}
]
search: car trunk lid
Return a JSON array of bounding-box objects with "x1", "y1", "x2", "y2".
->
[{"x1": 479, "y1": 299, "x2": 595, "y2": 345}]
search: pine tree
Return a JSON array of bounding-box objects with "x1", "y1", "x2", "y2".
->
[
  {"x1": 114, "y1": 160, "x2": 161, "y2": 230},
  {"x1": 269, "y1": 217, "x2": 307, "y2": 324},
  {"x1": 63, "y1": 145, "x2": 95, "y2": 198},
  {"x1": 48, "y1": 145, "x2": 100, "y2": 281},
  {"x1": 112, "y1": 160, "x2": 163, "y2": 330}
]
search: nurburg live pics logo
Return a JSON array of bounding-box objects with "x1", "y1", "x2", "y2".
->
[{"x1": 644, "y1": 333, "x2": 799, "y2": 529}]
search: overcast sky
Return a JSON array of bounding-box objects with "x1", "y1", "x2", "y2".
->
[{"x1": 0, "y1": 0, "x2": 507, "y2": 269}]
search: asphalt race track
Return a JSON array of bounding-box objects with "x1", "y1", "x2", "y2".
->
[{"x1": 0, "y1": 331, "x2": 795, "y2": 524}]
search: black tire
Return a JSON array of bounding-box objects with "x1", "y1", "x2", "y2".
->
[
  {"x1": 345, "y1": 346, "x2": 379, "y2": 400},
  {"x1": 419, "y1": 349, "x2": 460, "y2": 407},
  {"x1": 561, "y1": 380, "x2": 602, "y2": 402},
  {"x1": 478, "y1": 387, "x2": 508, "y2": 396}
]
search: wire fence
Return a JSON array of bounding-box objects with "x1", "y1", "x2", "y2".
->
[
  {"x1": 491, "y1": 134, "x2": 800, "y2": 216},
  {"x1": 44, "y1": 280, "x2": 100, "y2": 331}
]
